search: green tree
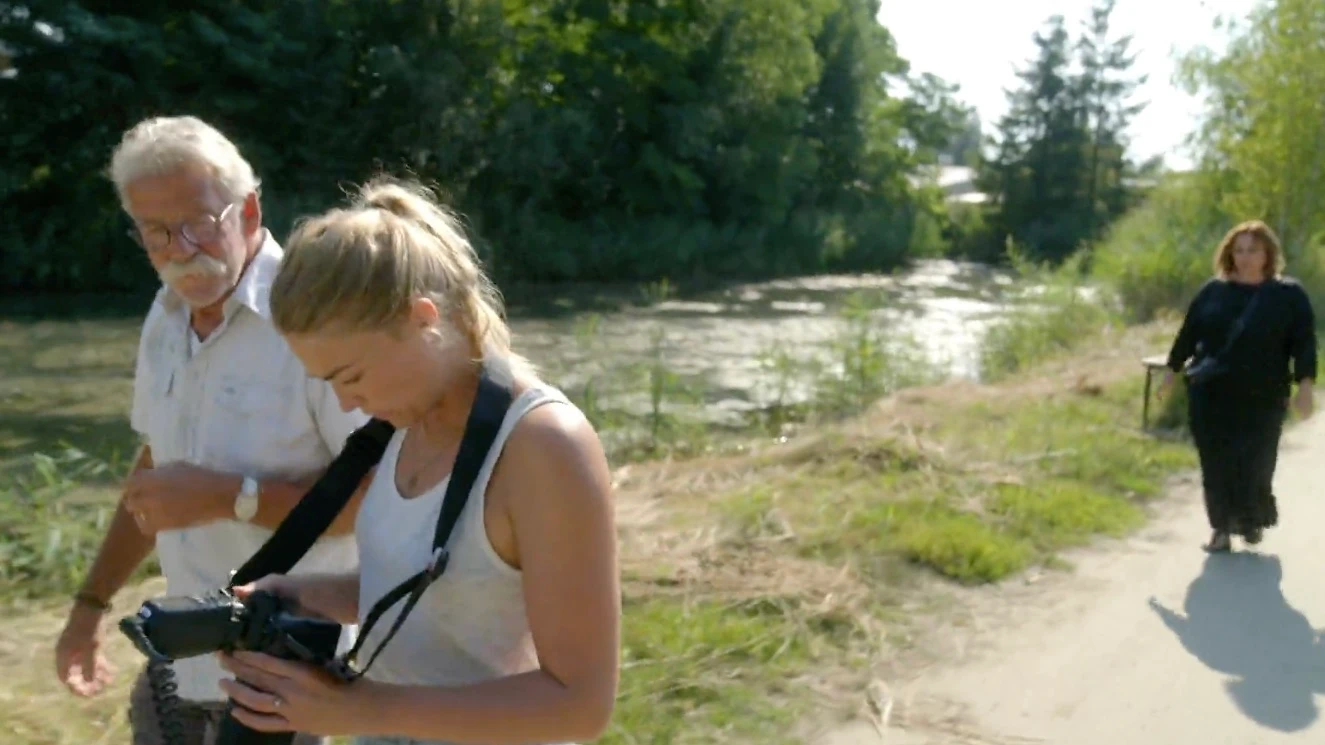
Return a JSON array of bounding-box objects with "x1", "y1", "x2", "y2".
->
[
  {"x1": 978, "y1": 1, "x2": 1147, "y2": 263},
  {"x1": 981, "y1": 14, "x2": 1090, "y2": 260},
  {"x1": 1178, "y1": 0, "x2": 1325, "y2": 254},
  {"x1": 940, "y1": 107, "x2": 983, "y2": 167},
  {"x1": 1075, "y1": 0, "x2": 1148, "y2": 235},
  {"x1": 1093, "y1": 0, "x2": 1325, "y2": 321},
  {"x1": 0, "y1": 0, "x2": 966, "y2": 292}
]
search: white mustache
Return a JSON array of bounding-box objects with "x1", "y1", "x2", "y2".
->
[{"x1": 158, "y1": 253, "x2": 229, "y2": 285}]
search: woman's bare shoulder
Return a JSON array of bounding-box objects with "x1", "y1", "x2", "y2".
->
[{"x1": 492, "y1": 390, "x2": 610, "y2": 507}]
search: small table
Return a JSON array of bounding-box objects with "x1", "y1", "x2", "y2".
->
[{"x1": 1141, "y1": 354, "x2": 1170, "y2": 430}]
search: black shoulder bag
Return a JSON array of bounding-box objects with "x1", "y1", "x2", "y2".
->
[
  {"x1": 1184, "y1": 281, "x2": 1271, "y2": 387},
  {"x1": 228, "y1": 365, "x2": 515, "y2": 680}
]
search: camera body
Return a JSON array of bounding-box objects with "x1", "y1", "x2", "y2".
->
[{"x1": 119, "y1": 588, "x2": 343, "y2": 745}]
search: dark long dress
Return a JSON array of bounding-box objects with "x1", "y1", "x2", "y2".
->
[{"x1": 1166, "y1": 276, "x2": 1317, "y2": 534}]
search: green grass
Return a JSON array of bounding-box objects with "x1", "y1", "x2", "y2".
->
[
  {"x1": 881, "y1": 500, "x2": 1036, "y2": 584},
  {"x1": 713, "y1": 376, "x2": 1195, "y2": 590},
  {"x1": 991, "y1": 480, "x2": 1142, "y2": 547},
  {"x1": 0, "y1": 316, "x2": 140, "y2": 466},
  {"x1": 604, "y1": 597, "x2": 818, "y2": 745},
  {"x1": 0, "y1": 449, "x2": 138, "y2": 608}
]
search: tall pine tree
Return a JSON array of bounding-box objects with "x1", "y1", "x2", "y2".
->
[
  {"x1": 979, "y1": 0, "x2": 1147, "y2": 261},
  {"x1": 982, "y1": 14, "x2": 1089, "y2": 260},
  {"x1": 1076, "y1": 0, "x2": 1148, "y2": 236}
]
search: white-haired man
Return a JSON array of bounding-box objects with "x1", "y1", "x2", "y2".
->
[{"x1": 53, "y1": 115, "x2": 369, "y2": 745}]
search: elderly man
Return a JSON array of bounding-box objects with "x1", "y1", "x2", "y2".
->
[{"x1": 52, "y1": 115, "x2": 369, "y2": 745}]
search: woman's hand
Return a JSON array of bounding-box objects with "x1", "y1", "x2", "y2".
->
[
  {"x1": 217, "y1": 650, "x2": 379, "y2": 737},
  {"x1": 1294, "y1": 381, "x2": 1314, "y2": 419},
  {"x1": 231, "y1": 574, "x2": 319, "y2": 618}
]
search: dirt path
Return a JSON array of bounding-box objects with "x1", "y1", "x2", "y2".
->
[{"x1": 825, "y1": 409, "x2": 1325, "y2": 745}]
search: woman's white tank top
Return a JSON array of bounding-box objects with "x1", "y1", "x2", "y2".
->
[{"x1": 352, "y1": 383, "x2": 574, "y2": 699}]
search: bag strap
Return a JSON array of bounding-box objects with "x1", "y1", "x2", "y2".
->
[
  {"x1": 1209, "y1": 280, "x2": 1272, "y2": 362},
  {"x1": 228, "y1": 417, "x2": 397, "y2": 588},
  {"x1": 331, "y1": 366, "x2": 514, "y2": 681}
]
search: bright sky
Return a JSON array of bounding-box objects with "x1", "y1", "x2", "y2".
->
[{"x1": 878, "y1": 0, "x2": 1263, "y2": 171}]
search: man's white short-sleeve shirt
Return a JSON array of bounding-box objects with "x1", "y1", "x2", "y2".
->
[{"x1": 130, "y1": 233, "x2": 367, "y2": 702}]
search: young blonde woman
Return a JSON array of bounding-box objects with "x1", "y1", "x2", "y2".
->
[
  {"x1": 1158, "y1": 220, "x2": 1317, "y2": 553},
  {"x1": 214, "y1": 177, "x2": 620, "y2": 745}
]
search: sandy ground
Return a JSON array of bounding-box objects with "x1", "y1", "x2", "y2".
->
[{"x1": 823, "y1": 409, "x2": 1325, "y2": 745}]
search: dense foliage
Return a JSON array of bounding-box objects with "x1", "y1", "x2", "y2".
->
[{"x1": 1, "y1": 0, "x2": 979, "y2": 291}]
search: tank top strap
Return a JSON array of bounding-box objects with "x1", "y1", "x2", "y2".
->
[{"x1": 459, "y1": 383, "x2": 575, "y2": 531}]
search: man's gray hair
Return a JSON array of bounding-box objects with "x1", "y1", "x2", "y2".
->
[{"x1": 108, "y1": 115, "x2": 261, "y2": 208}]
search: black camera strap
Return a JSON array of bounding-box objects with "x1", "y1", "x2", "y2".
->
[
  {"x1": 1207, "y1": 280, "x2": 1271, "y2": 362},
  {"x1": 332, "y1": 367, "x2": 514, "y2": 681},
  {"x1": 228, "y1": 418, "x2": 397, "y2": 588}
]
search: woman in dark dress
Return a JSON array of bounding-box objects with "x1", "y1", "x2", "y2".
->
[{"x1": 1157, "y1": 220, "x2": 1316, "y2": 552}]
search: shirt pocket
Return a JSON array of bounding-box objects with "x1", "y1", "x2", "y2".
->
[
  {"x1": 202, "y1": 373, "x2": 301, "y2": 470},
  {"x1": 213, "y1": 374, "x2": 288, "y2": 417}
]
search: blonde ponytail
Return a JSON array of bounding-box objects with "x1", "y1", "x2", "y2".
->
[{"x1": 270, "y1": 176, "x2": 536, "y2": 379}]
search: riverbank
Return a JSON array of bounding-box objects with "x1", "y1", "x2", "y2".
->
[
  {"x1": 0, "y1": 261, "x2": 1028, "y2": 467},
  {"x1": 0, "y1": 303, "x2": 1206, "y2": 743},
  {"x1": 607, "y1": 317, "x2": 1198, "y2": 742}
]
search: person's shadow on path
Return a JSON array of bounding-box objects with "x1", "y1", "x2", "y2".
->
[{"x1": 1149, "y1": 553, "x2": 1325, "y2": 732}]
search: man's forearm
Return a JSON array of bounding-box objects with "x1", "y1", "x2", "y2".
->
[
  {"x1": 76, "y1": 446, "x2": 156, "y2": 607},
  {"x1": 231, "y1": 468, "x2": 373, "y2": 535}
]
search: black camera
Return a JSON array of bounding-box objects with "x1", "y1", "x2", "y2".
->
[{"x1": 119, "y1": 588, "x2": 343, "y2": 745}]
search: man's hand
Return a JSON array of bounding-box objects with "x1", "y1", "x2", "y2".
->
[
  {"x1": 54, "y1": 603, "x2": 115, "y2": 697},
  {"x1": 124, "y1": 462, "x2": 237, "y2": 535}
]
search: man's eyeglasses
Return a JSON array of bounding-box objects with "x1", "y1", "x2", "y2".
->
[{"x1": 127, "y1": 201, "x2": 240, "y2": 253}]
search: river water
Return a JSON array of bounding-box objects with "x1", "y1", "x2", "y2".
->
[
  {"x1": 507, "y1": 259, "x2": 1025, "y2": 424},
  {"x1": 0, "y1": 258, "x2": 1028, "y2": 431}
]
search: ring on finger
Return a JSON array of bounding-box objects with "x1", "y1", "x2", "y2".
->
[{"x1": 272, "y1": 693, "x2": 284, "y2": 710}]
